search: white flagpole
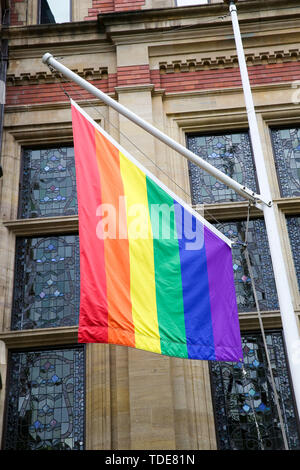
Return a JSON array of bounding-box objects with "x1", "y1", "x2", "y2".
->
[{"x1": 224, "y1": 0, "x2": 300, "y2": 420}]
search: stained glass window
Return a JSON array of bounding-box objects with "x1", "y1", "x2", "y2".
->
[
  {"x1": 271, "y1": 127, "x2": 300, "y2": 197},
  {"x1": 19, "y1": 146, "x2": 77, "y2": 219},
  {"x1": 187, "y1": 131, "x2": 257, "y2": 204},
  {"x1": 286, "y1": 216, "x2": 300, "y2": 290},
  {"x1": 3, "y1": 346, "x2": 85, "y2": 450},
  {"x1": 11, "y1": 235, "x2": 80, "y2": 330},
  {"x1": 213, "y1": 219, "x2": 278, "y2": 312},
  {"x1": 210, "y1": 330, "x2": 300, "y2": 450}
]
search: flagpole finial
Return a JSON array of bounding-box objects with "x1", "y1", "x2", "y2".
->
[{"x1": 42, "y1": 53, "x2": 53, "y2": 65}]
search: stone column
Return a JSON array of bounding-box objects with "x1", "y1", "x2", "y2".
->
[
  {"x1": 170, "y1": 358, "x2": 217, "y2": 449},
  {"x1": 85, "y1": 343, "x2": 112, "y2": 449},
  {"x1": 0, "y1": 131, "x2": 20, "y2": 332},
  {"x1": 127, "y1": 349, "x2": 176, "y2": 449},
  {"x1": 0, "y1": 340, "x2": 7, "y2": 447}
]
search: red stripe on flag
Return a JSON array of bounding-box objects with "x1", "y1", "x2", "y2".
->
[{"x1": 71, "y1": 104, "x2": 109, "y2": 343}]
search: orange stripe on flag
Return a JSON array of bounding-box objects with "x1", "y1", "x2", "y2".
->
[{"x1": 95, "y1": 129, "x2": 135, "y2": 348}]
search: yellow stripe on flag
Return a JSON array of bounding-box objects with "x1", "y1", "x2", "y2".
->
[{"x1": 119, "y1": 151, "x2": 161, "y2": 354}]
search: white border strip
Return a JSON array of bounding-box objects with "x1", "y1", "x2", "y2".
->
[{"x1": 71, "y1": 99, "x2": 232, "y2": 247}]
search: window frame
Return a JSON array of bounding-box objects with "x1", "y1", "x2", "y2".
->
[
  {"x1": 17, "y1": 143, "x2": 77, "y2": 220},
  {"x1": 186, "y1": 128, "x2": 259, "y2": 206},
  {"x1": 2, "y1": 343, "x2": 86, "y2": 450},
  {"x1": 10, "y1": 233, "x2": 80, "y2": 331},
  {"x1": 269, "y1": 124, "x2": 300, "y2": 199}
]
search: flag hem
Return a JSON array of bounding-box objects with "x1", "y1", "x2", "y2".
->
[{"x1": 78, "y1": 325, "x2": 242, "y2": 361}]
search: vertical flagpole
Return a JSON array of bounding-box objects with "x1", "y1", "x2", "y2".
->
[{"x1": 225, "y1": 0, "x2": 300, "y2": 421}]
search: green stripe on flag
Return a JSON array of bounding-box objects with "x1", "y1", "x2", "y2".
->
[{"x1": 146, "y1": 177, "x2": 188, "y2": 358}]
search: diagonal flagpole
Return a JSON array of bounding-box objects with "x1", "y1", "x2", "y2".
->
[
  {"x1": 42, "y1": 53, "x2": 269, "y2": 208},
  {"x1": 223, "y1": 0, "x2": 300, "y2": 426}
]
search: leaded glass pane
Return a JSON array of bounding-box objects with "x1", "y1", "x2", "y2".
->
[
  {"x1": 213, "y1": 219, "x2": 278, "y2": 312},
  {"x1": 19, "y1": 146, "x2": 77, "y2": 218},
  {"x1": 271, "y1": 127, "x2": 300, "y2": 197},
  {"x1": 286, "y1": 216, "x2": 300, "y2": 290},
  {"x1": 11, "y1": 235, "x2": 80, "y2": 330},
  {"x1": 4, "y1": 346, "x2": 84, "y2": 450},
  {"x1": 210, "y1": 331, "x2": 300, "y2": 450},
  {"x1": 187, "y1": 131, "x2": 257, "y2": 204}
]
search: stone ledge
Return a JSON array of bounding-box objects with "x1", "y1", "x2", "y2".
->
[
  {"x1": 275, "y1": 198, "x2": 300, "y2": 215},
  {"x1": 2, "y1": 215, "x2": 79, "y2": 235},
  {"x1": 193, "y1": 199, "x2": 300, "y2": 222},
  {"x1": 115, "y1": 84, "x2": 154, "y2": 94},
  {"x1": 0, "y1": 326, "x2": 79, "y2": 349},
  {"x1": 195, "y1": 201, "x2": 262, "y2": 222},
  {"x1": 238, "y1": 310, "x2": 282, "y2": 330}
]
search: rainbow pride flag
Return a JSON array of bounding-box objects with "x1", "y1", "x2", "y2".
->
[{"x1": 71, "y1": 100, "x2": 242, "y2": 361}]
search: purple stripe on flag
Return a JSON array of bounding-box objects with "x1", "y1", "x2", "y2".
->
[{"x1": 204, "y1": 226, "x2": 243, "y2": 362}]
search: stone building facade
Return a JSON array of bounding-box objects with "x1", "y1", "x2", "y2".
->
[{"x1": 0, "y1": 0, "x2": 299, "y2": 450}]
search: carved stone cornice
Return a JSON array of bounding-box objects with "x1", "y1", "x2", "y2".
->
[
  {"x1": 6, "y1": 47, "x2": 300, "y2": 89},
  {"x1": 98, "y1": 0, "x2": 300, "y2": 45},
  {"x1": 158, "y1": 48, "x2": 300, "y2": 74},
  {"x1": 7, "y1": 67, "x2": 109, "y2": 86}
]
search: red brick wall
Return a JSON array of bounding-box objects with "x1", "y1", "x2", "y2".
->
[
  {"x1": 10, "y1": 0, "x2": 25, "y2": 26},
  {"x1": 117, "y1": 65, "x2": 150, "y2": 86},
  {"x1": 114, "y1": 0, "x2": 145, "y2": 12},
  {"x1": 150, "y1": 62, "x2": 300, "y2": 93},
  {"x1": 6, "y1": 75, "x2": 117, "y2": 106},
  {"x1": 84, "y1": 0, "x2": 146, "y2": 20},
  {"x1": 6, "y1": 62, "x2": 300, "y2": 106}
]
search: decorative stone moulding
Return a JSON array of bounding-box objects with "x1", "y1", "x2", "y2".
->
[
  {"x1": 158, "y1": 49, "x2": 300, "y2": 74},
  {"x1": 7, "y1": 67, "x2": 109, "y2": 85}
]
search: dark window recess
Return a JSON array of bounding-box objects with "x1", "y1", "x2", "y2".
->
[
  {"x1": 19, "y1": 146, "x2": 77, "y2": 219},
  {"x1": 3, "y1": 346, "x2": 85, "y2": 450},
  {"x1": 271, "y1": 127, "x2": 300, "y2": 198},
  {"x1": 187, "y1": 131, "x2": 257, "y2": 205},
  {"x1": 11, "y1": 235, "x2": 80, "y2": 330}
]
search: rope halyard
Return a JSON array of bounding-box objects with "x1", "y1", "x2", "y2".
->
[{"x1": 241, "y1": 363, "x2": 265, "y2": 450}]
